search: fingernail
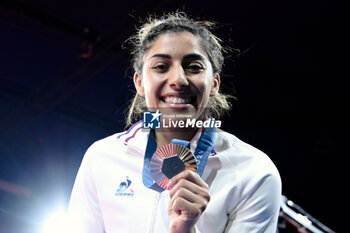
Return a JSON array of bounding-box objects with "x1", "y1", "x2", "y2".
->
[{"x1": 166, "y1": 181, "x2": 172, "y2": 189}]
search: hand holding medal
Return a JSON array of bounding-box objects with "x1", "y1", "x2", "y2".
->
[
  {"x1": 168, "y1": 170, "x2": 211, "y2": 233},
  {"x1": 142, "y1": 127, "x2": 214, "y2": 232},
  {"x1": 145, "y1": 130, "x2": 214, "y2": 233}
]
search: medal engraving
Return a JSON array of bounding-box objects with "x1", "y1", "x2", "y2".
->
[{"x1": 150, "y1": 144, "x2": 197, "y2": 190}]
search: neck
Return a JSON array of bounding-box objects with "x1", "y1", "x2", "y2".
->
[{"x1": 154, "y1": 128, "x2": 198, "y2": 148}]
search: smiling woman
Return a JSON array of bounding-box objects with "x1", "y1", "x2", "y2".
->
[
  {"x1": 133, "y1": 31, "x2": 220, "y2": 141},
  {"x1": 68, "y1": 12, "x2": 282, "y2": 233},
  {"x1": 125, "y1": 12, "x2": 233, "y2": 128}
]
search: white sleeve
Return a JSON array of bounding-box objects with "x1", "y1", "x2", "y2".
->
[
  {"x1": 225, "y1": 173, "x2": 282, "y2": 233},
  {"x1": 67, "y1": 145, "x2": 105, "y2": 233}
]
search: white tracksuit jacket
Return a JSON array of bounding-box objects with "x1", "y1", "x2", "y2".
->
[{"x1": 68, "y1": 121, "x2": 281, "y2": 233}]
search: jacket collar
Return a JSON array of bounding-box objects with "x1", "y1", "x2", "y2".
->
[{"x1": 117, "y1": 120, "x2": 217, "y2": 156}]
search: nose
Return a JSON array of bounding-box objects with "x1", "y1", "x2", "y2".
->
[{"x1": 168, "y1": 65, "x2": 189, "y2": 89}]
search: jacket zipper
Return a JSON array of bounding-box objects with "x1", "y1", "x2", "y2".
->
[{"x1": 148, "y1": 192, "x2": 161, "y2": 233}]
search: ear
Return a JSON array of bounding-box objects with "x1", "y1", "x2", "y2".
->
[
  {"x1": 210, "y1": 73, "x2": 220, "y2": 96},
  {"x1": 133, "y1": 72, "x2": 145, "y2": 96}
]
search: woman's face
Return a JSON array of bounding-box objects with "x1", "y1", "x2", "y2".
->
[{"x1": 134, "y1": 32, "x2": 220, "y2": 119}]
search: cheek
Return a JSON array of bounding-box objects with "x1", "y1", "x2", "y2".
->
[
  {"x1": 196, "y1": 77, "x2": 213, "y2": 99},
  {"x1": 143, "y1": 77, "x2": 162, "y2": 105}
]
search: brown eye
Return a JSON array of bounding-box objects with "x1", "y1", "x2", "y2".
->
[
  {"x1": 186, "y1": 64, "x2": 204, "y2": 73},
  {"x1": 152, "y1": 64, "x2": 169, "y2": 73}
]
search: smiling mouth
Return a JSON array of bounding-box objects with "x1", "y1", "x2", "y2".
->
[{"x1": 161, "y1": 96, "x2": 195, "y2": 104}]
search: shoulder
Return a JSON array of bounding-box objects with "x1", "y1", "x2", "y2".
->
[
  {"x1": 212, "y1": 129, "x2": 281, "y2": 220},
  {"x1": 78, "y1": 133, "x2": 125, "y2": 170},
  {"x1": 85, "y1": 133, "x2": 123, "y2": 155},
  {"x1": 215, "y1": 128, "x2": 281, "y2": 189},
  {"x1": 215, "y1": 129, "x2": 278, "y2": 169},
  {"x1": 83, "y1": 121, "x2": 149, "y2": 161}
]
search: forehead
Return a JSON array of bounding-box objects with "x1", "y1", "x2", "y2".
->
[{"x1": 143, "y1": 32, "x2": 209, "y2": 60}]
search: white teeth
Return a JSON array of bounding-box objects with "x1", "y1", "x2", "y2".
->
[{"x1": 163, "y1": 97, "x2": 192, "y2": 104}]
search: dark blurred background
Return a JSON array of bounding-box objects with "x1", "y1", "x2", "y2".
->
[{"x1": 0, "y1": 0, "x2": 345, "y2": 232}]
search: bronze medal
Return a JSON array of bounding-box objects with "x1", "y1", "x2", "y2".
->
[{"x1": 150, "y1": 144, "x2": 197, "y2": 190}]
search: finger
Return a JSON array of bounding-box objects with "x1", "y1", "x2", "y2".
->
[
  {"x1": 170, "y1": 187, "x2": 209, "y2": 212},
  {"x1": 171, "y1": 185, "x2": 201, "y2": 204},
  {"x1": 169, "y1": 170, "x2": 208, "y2": 189},
  {"x1": 169, "y1": 178, "x2": 209, "y2": 200}
]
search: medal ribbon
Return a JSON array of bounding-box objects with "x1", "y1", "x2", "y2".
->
[{"x1": 142, "y1": 126, "x2": 216, "y2": 192}]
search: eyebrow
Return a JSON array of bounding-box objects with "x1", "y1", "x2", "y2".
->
[
  {"x1": 149, "y1": 53, "x2": 206, "y2": 61},
  {"x1": 183, "y1": 53, "x2": 206, "y2": 61},
  {"x1": 149, "y1": 54, "x2": 172, "y2": 60}
]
